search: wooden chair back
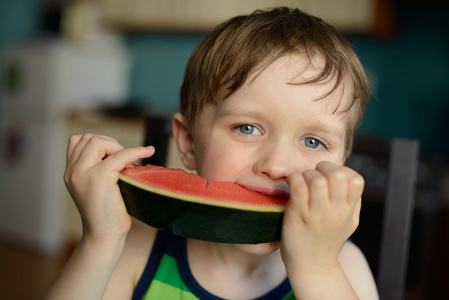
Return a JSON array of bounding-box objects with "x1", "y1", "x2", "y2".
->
[{"x1": 348, "y1": 138, "x2": 420, "y2": 300}]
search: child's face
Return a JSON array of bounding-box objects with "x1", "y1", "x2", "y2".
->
[{"x1": 191, "y1": 54, "x2": 350, "y2": 198}]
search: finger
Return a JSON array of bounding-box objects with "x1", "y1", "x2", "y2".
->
[
  {"x1": 346, "y1": 168, "x2": 364, "y2": 206},
  {"x1": 101, "y1": 146, "x2": 155, "y2": 173},
  {"x1": 286, "y1": 172, "x2": 310, "y2": 213},
  {"x1": 302, "y1": 169, "x2": 329, "y2": 212},
  {"x1": 315, "y1": 161, "x2": 348, "y2": 205},
  {"x1": 352, "y1": 197, "x2": 362, "y2": 228},
  {"x1": 69, "y1": 134, "x2": 119, "y2": 164},
  {"x1": 66, "y1": 134, "x2": 83, "y2": 163},
  {"x1": 75, "y1": 135, "x2": 125, "y2": 166}
]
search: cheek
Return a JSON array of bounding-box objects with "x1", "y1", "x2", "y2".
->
[
  {"x1": 195, "y1": 138, "x2": 239, "y2": 181},
  {"x1": 199, "y1": 151, "x2": 243, "y2": 182},
  {"x1": 196, "y1": 135, "x2": 257, "y2": 182}
]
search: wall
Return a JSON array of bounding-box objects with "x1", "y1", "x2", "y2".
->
[
  {"x1": 349, "y1": 5, "x2": 449, "y2": 157},
  {"x1": 0, "y1": 1, "x2": 41, "y2": 47},
  {"x1": 124, "y1": 33, "x2": 203, "y2": 114}
]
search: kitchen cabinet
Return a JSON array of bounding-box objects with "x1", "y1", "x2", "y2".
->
[{"x1": 101, "y1": 0, "x2": 392, "y2": 35}]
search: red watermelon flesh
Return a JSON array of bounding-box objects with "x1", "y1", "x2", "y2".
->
[{"x1": 119, "y1": 164, "x2": 287, "y2": 212}]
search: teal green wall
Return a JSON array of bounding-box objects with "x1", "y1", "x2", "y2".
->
[
  {"x1": 0, "y1": 1, "x2": 41, "y2": 47},
  {"x1": 124, "y1": 34, "x2": 204, "y2": 113},
  {"x1": 350, "y1": 9, "x2": 449, "y2": 157},
  {"x1": 347, "y1": 9, "x2": 449, "y2": 156}
]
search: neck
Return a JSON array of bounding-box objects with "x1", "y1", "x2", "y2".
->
[{"x1": 187, "y1": 239, "x2": 287, "y2": 299}]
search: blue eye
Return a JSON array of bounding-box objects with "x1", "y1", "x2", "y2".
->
[
  {"x1": 304, "y1": 137, "x2": 321, "y2": 149},
  {"x1": 237, "y1": 125, "x2": 261, "y2": 135}
]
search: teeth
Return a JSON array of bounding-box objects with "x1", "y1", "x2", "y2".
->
[{"x1": 280, "y1": 185, "x2": 290, "y2": 195}]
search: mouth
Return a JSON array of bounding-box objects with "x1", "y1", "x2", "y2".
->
[{"x1": 243, "y1": 185, "x2": 290, "y2": 201}]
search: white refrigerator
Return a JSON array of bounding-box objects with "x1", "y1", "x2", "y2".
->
[{"x1": 0, "y1": 39, "x2": 130, "y2": 254}]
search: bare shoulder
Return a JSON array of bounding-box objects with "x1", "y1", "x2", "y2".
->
[
  {"x1": 103, "y1": 218, "x2": 158, "y2": 299},
  {"x1": 339, "y1": 241, "x2": 379, "y2": 300}
]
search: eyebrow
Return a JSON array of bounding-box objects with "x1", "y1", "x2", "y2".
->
[
  {"x1": 218, "y1": 107, "x2": 268, "y2": 120},
  {"x1": 306, "y1": 122, "x2": 345, "y2": 140}
]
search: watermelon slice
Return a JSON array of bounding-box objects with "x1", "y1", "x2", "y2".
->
[{"x1": 118, "y1": 164, "x2": 287, "y2": 244}]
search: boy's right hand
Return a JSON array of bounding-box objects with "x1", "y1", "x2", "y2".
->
[
  {"x1": 280, "y1": 161, "x2": 363, "y2": 273},
  {"x1": 64, "y1": 134, "x2": 155, "y2": 243}
]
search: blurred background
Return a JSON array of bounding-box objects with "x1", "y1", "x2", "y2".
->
[{"x1": 0, "y1": 0, "x2": 448, "y2": 299}]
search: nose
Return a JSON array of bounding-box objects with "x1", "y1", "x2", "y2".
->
[{"x1": 253, "y1": 142, "x2": 297, "y2": 180}]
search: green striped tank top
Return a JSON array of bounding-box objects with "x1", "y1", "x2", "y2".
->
[{"x1": 132, "y1": 231, "x2": 295, "y2": 299}]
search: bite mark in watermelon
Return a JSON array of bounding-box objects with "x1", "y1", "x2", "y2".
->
[{"x1": 118, "y1": 164, "x2": 287, "y2": 244}]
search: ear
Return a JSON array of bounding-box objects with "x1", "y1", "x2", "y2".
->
[{"x1": 172, "y1": 113, "x2": 197, "y2": 170}]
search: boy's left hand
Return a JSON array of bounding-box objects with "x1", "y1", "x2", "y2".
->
[{"x1": 280, "y1": 161, "x2": 364, "y2": 272}]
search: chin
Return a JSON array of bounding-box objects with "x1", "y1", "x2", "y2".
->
[{"x1": 235, "y1": 241, "x2": 281, "y2": 256}]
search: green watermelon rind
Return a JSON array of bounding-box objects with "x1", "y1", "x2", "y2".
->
[
  {"x1": 118, "y1": 174, "x2": 285, "y2": 213},
  {"x1": 118, "y1": 176, "x2": 284, "y2": 244}
]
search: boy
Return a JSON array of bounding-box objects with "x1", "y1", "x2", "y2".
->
[{"x1": 44, "y1": 7, "x2": 379, "y2": 299}]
